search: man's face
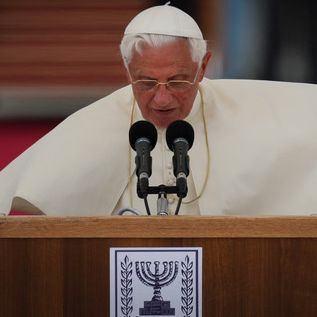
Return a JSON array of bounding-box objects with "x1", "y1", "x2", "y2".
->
[{"x1": 128, "y1": 39, "x2": 210, "y2": 128}]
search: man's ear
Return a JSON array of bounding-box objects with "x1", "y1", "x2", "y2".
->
[{"x1": 198, "y1": 51, "x2": 212, "y2": 81}]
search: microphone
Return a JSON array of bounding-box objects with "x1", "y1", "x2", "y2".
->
[
  {"x1": 166, "y1": 120, "x2": 194, "y2": 198},
  {"x1": 129, "y1": 120, "x2": 157, "y2": 198}
]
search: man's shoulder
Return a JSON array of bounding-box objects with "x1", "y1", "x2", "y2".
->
[
  {"x1": 79, "y1": 84, "x2": 133, "y2": 115},
  {"x1": 202, "y1": 78, "x2": 316, "y2": 93},
  {"x1": 201, "y1": 78, "x2": 317, "y2": 109},
  {"x1": 46, "y1": 84, "x2": 133, "y2": 141}
]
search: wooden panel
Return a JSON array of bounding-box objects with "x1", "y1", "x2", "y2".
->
[
  {"x1": 0, "y1": 239, "x2": 64, "y2": 316},
  {"x1": 0, "y1": 64, "x2": 125, "y2": 86},
  {"x1": 0, "y1": 45, "x2": 124, "y2": 64},
  {"x1": 0, "y1": 32, "x2": 120, "y2": 44},
  {"x1": 1, "y1": 237, "x2": 317, "y2": 316},
  {"x1": 1, "y1": 216, "x2": 317, "y2": 238},
  {"x1": 0, "y1": 0, "x2": 148, "y2": 87}
]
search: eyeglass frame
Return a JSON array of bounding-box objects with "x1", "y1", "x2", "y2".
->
[{"x1": 126, "y1": 65, "x2": 201, "y2": 92}]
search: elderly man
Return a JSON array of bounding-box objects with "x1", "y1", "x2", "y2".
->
[{"x1": 0, "y1": 4, "x2": 317, "y2": 216}]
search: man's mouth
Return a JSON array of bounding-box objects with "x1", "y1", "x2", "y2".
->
[{"x1": 154, "y1": 108, "x2": 175, "y2": 113}]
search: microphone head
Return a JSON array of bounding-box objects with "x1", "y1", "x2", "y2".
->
[
  {"x1": 166, "y1": 120, "x2": 194, "y2": 151},
  {"x1": 129, "y1": 120, "x2": 158, "y2": 151}
]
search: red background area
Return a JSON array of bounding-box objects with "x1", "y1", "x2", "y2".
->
[{"x1": 0, "y1": 120, "x2": 61, "y2": 214}]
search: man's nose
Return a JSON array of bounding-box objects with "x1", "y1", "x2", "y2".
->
[{"x1": 153, "y1": 83, "x2": 173, "y2": 106}]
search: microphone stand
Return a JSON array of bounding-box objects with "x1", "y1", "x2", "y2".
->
[
  {"x1": 157, "y1": 190, "x2": 168, "y2": 216},
  {"x1": 139, "y1": 184, "x2": 186, "y2": 216}
]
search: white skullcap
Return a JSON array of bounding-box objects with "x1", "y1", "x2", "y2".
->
[{"x1": 124, "y1": 2, "x2": 203, "y2": 40}]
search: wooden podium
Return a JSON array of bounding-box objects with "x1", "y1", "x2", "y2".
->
[{"x1": 1, "y1": 216, "x2": 317, "y2": 316}]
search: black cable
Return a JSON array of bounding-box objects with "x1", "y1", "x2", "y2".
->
[
  {"x1": 144, "y1": 196, "x2": 151, "y2": 215},
  {"x1": 174, "y1": 197, "x2": 182, "y2": 215}
]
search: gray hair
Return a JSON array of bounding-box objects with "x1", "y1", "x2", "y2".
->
[{"x1": 120, "y1": 33, "x2": 207, "y2": 68}]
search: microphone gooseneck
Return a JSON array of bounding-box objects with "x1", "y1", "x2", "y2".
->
[
  {"x1": 129, "y1": 121, "x2": 157, "y2": 202},
  {"x1": 166, "y1": 120, "x2": 194, "y2": 199}
]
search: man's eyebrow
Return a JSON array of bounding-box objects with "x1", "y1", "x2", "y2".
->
[
  {"x1": 138, "y1": 75, "x2": 157, "y2": 80},
  {"x1": 134, "y1": 71, "x2": 190, "y2": 80},
  {"x1": 133, "y1": 72, "x2": 156, "y2": 80},
  {"x1": 168, "y1": 73, "x2": 190, "y2": 80}
]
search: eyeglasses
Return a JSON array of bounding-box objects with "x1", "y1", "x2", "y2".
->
[{"x1": 128, "y1": 67, "x2": 200, "y2": 93}]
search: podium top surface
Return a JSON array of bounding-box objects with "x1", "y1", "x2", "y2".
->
[{"x1": 1, "y1": 216, "x2": 317, "y2": 238}]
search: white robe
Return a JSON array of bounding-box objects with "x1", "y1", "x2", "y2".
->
[{"x1": 1, "y1": 78, "x2": 317, "y2": 216}]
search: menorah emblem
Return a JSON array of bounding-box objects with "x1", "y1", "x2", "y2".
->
[{"x1": 135, "y1": 260, "x2": 179, "y2": 315}]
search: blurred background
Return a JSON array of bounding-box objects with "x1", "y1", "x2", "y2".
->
[{"x1": 1, "y1": 0, "x2": 316, "y2": 169}]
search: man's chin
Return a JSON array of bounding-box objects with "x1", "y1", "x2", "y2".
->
[
  {"x1": 148, "y1": 113, "x2": 182, "y2": 129},
  {"x1": 150, "y1": 118, "x2": 176, "y2": 129}
]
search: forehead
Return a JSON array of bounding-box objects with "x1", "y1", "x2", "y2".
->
[{"x1": 129, "y1": 39, "x2": 196, "y2": 76}]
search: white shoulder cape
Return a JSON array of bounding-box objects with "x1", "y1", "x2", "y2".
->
[{"x1": 0, "y1": 79, "x2": 317, "y2": 216}]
